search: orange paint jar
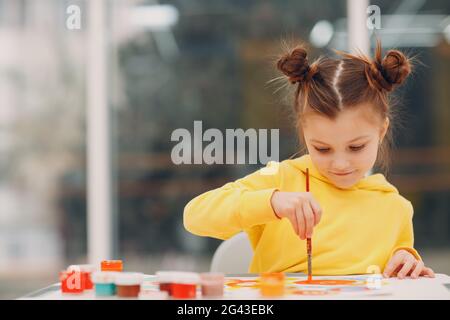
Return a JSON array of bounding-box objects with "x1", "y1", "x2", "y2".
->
[
  {"x1": 260, "y1": 272, "x2": 285, "y2": 297},
  {"x1": 101, "y1": 260, "x2": 123, "y2": 272},
  {"x1": 171, "y1": 272, "x2": 200, "y2": 299}
]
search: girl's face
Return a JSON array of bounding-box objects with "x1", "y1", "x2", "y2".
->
[{"x1": 302, "y1": 105, "x2": 389, "y2": 189}]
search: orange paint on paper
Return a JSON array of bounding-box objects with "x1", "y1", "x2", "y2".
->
[
  {"x1": 291, "y1": 289, "x2": 336, "y2": 296},
  {"x1": 295, "y1": 279, "x2": 358, "y2": 286},
  {"x1": 226, "y1": 279, "x2": 259, "y2": 289}
]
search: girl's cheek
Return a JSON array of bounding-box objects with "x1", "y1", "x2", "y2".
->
[
  {"x1": 355, "y1": 144, "x2": 378, "y2": 168},
  {"x1": 310, "y1": 153, "x2": 328, "y2": 169},
  {"x1": 312, "y1": 157, "x2": 333, "y2": 178}
]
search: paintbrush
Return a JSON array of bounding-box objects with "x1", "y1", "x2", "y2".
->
[{"x1": 306, "y1": 168, "x2": 312, "y2": 282}]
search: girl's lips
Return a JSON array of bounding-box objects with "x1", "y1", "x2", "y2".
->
[{"x1": 330, "y1": 170, "x2": 355, "y2": 176}]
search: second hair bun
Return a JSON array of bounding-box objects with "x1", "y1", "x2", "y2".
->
[
  {"x1": 277, "y1": 47, "x2": 313, "y2": 84},
  {"x1": 366, "y1": 49, "x2": 412, "y2": 92}
]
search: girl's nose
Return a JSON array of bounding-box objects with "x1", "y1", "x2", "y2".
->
[{"x1": 331, "y1": 158, "x2": 350, "y2": 171}]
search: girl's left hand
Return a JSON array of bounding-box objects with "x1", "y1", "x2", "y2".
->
[{"x1": 383, "y1": 249, "x2": 435, "y2": 279}]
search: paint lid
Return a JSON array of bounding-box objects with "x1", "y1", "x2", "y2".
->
[
  {"x1": 138, "y1": 290, "x2": 168, "y2": 300},
  {"x1": 101, "y1": 260, "x2": 123, "y2": 272},
  {"x1": 200, "y1": 272, "x2": 225, "y2": 285},
  {"x1": 171, "y1": 272, "x2": 200, "y2": 284},
  {"x1": 115, "y1": 272, "x2": 144, "y2": 286},
  {"x1": 155, "y1": 271, "x2": 178, "y2": 283},
  {"x1": 260, "y1": 272, "x2": 285, "y2": 283},
  {"x1": 67, "y1": 264, "x2": 96, "y2": 273},
  {"x1": 91, "y1": 271, "x2": 118, "y2": 284}
]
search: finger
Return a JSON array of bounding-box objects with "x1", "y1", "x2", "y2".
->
[
  {"x1": 397, "y1": 258, "x2": 416, "y2": 279},
  {"x1": 302, "y1": 201, "x2": 314, "y2": 238},
  {"x1": 290, "y1": 208, "x2": 299, "y2": 236},
  {"x1": 391, "y1": 263, "x2": 405, "y2": 277},
  {"x1": 383, "y1": 256, "x2": 403, "y2": 278},
  {"x1": 410, "y1": 261, "x2": 424, "y2": 279},
  {"x1": 420, "y1": 267, "x2": 435, "y2": 278},
  {"x1": 309, "y1": 198, "x2": 322, "y2": 226},
  {"x1": 295, "y1": 205, "x2": 306, "y2": 240}
]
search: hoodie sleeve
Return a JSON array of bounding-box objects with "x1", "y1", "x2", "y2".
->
[
  {"x1": 183, "y1": 161, "x2": 281, "y2": 240},
  {"x1": 389, "y1": 200, "x2": 422, "y2": 261}
]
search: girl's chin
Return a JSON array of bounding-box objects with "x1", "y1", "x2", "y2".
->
[
  {"x1": 328, "y1": 175, "x2": 359, "y2": 189},
  {"x1": 333, "y1": 181, "x2": 357, "y2": 189}
]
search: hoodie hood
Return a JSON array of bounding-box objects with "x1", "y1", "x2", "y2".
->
[{"x1": 290, "y1": 154, "x2": 398, "y2": 193}]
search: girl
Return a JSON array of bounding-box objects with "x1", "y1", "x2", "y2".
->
[{"x1": 183, "y1": 41, "x2": 435, "y2": 279}]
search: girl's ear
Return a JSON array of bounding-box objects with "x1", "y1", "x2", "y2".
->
[{"x1": 379, "y1": 117, "x2": 390, "y2": 143}]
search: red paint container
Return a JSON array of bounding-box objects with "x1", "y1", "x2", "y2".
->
[
  {"x1": 171, "y1": 272, "x2": 200, "y2": 299},
  {"x1": 160, "y1": 283, "x2": 172, "y2": 293},
  {"x1": 156, "y1": 271, "x2": 176, "y2": 296},
  {"x1": 60, "y1": 270, "x2": 83, "y2": 294},
  {"x1": 115, "y1": 272, "x2": 144, "y2": 298},
  {"x1": 67, "y1": 264, "x2": 96, "y2": 290}
]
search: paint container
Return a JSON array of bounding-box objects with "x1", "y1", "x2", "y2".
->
[
  {"x1": 91, "y1": 271, "x2": 118, "y2": 297},
  {"x1": 101, "y1": 260, "x2": 123, "y2": 272},
  {"x1": 115, "y1": 272, "x2": 144, "y2": 298},
  {"x1": 155, "y1": 271, "x2": 176, "y2": 296},
  {"x1": 200, "y1": 272, "x2": 224, "y2": 297},
  {"x1": 67, "y1": 264, "x2": 96, "y2": 290},
  {"x1": 171, "y1": 272, "x2": 200, "y2": 299},
  {"x1": 60, "y1": 270, "x2": 84, "y2": 294},
  {"x1": 138, "y1": 289, "x2": 169, "y2": 300},
  {"x1": 260, "y1": 272, "x2": 285, "y2": 297}
]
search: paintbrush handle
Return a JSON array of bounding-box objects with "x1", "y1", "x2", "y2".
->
[
  {"x1": 306, "y1": 169, "x2": 312, "y2": 280},
  {"x1": 307, "y1": 238, "x2": 312, "y2": 278}
]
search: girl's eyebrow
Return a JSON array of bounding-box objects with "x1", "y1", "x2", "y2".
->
[
  {"x1": 347, "y1": 135, "x2": 371, "y2": 143},
  {"x1": 310, "y1": 135, "x2": 370, "y2": 145},
  {"x1": 310, "y1": 139, "x2": 330, "y2": 145}
]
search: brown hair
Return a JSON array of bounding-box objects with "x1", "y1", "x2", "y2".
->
[{"x1": 276, "y1": 40, "x2": 412, "y2": 172}]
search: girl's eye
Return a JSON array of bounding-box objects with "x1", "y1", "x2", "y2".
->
[
  {"x1": 314, "y1": 147, "x2": 330, "y2": 153},
  {"x1": 349, "y1": 144, "x2": 365, "y2": 151}
]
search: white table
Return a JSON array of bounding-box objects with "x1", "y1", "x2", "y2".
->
[{"x1": 19, "y1": 273, "x2": 450, "y2": 300}]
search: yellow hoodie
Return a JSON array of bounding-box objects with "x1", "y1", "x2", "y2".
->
[{"x1": 183, "y1": 154, "x2": 421, "y2": 275}]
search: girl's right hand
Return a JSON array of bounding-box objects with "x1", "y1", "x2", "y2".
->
[{"x1": 270, "y1": 191, "x2": 322, "y2": 240}]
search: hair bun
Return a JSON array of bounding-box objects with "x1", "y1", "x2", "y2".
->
[
  {"x1": 365, "y1": 43, "x2": 411, "y2": 92},
  {"x1": 381, "y1": 50, "x2": 411, "y2": 86},
  {"x1": 277, "y1": 47, "x2": 317, "y2": 84}
]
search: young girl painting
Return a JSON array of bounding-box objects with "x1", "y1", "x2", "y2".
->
[{"x1": 183, "y1": 41, "x2": 435, "y2": 279}]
